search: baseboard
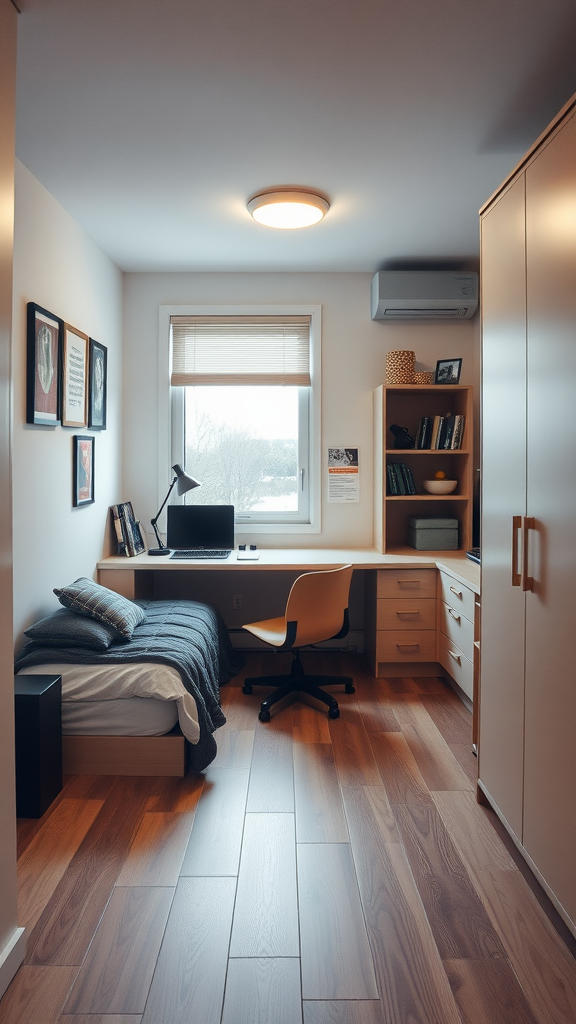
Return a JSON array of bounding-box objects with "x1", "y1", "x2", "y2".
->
[
  {"x1": 0, "y1": 927, "x2": 26, "y2": 999},
  {"x1": 229, "y1": 628, "x2": 364, "y2": 652}
]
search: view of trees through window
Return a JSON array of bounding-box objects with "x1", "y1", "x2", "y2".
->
[{"x1": 184, "y1": 386, "x2": 299, "y2": 513}]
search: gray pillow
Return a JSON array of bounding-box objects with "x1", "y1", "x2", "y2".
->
[
  {"x1": 25, "y1": 608, "x2": 120, "y2": 650},
  {"x1": 54, "y1": 577, "x2": 145, "y2": 639}
]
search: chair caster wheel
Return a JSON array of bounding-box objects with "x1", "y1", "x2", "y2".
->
[
  {"x1": 242, "y1": 684, "x2": 252, "y2": 694},
  {"x1": 259, "y1": 709, "x2": 271, "y2": 722},
  {"x1": 345, "y1": 683, "x2": 355, "y2": 694},
  {"x1": 328, "y1": 707, "x2": 340, "y2": 719}
]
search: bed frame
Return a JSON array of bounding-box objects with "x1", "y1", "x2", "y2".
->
[{"x1": 62, "y1": 725, "x2": 187, "y2": 777}]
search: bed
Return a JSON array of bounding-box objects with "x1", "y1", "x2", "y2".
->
[{"x1": 15, "y1": 585, "x2": 244, "y2": 776}]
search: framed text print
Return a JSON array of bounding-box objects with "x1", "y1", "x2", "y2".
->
[
  {"x1": 62, "y1": 324, "x2": 89, "y2": 427},
  {"x1": 26, "y1": 302, "x2": 62, "y2": 425}
]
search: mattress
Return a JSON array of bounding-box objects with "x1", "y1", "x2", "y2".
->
[{"x1": 17, "y1": 661, "x2": 200, "y2": 743}]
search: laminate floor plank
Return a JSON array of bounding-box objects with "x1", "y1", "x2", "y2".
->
[
  {"x1": 448, "y1": 742, "x2": 478, "y2": 785},
  {"x1": 391, "y1": 697, "x2": 473, "y2": 792},
  {"x1": 229, "y1": 812, "x2": 299, "y2": 957},
  {"x1": 210, "y1": 727, "x2": 255, "y2": 768},
  {"x1": 16, "y1": 776, "x2": 116, "y2": 859},
  {"x1": 293, "y1": 702, "x2": 331, "y2": 743},
  {"x1": 418, "y1": 692, "x2": 473, "y2": 746},
  {"x1": 444, "y1": 957, "x2": 541, "y2": 1024},
  {"x1": 355, "y1": 678, "x2": 402, "y2": 734},
  {"x1": 115, "y1": 811, "x2": 195, "y2": 886},
  {"x1": 222, "y1": 958, "x2": 302, "y2": 1024},
  {"x1": 0, "y1": 966, "x2": 78, "y2": 1024},
  {"x1": 18, "y1": 799, "x2": 104, "y2": 932},
  {"x1": 431, "y1": 791, "x2": 517, "y2": 875},
  {"x1": 179, "y1": 767, "x2": 249, "y2": 876},
  {"x1": 60, "y1": 1016, "x2": 141, "y2": 1023},
  {"x1": 141, "y1": 876, "x2": 236, "y2": 1024},
  {"x1": 393, "y1": 801, "x2": 506, "y2": 960},
  {"x1": 328, "y1": 706, "x2": 382, "y2": 787},
  {"x1": 148, "y1": 770, "x2": 205, "y2": 812},
  {"x1": 303, "y1": 1001, "x2": 385, "y2": 1024},
  {"x1": 343, "y1": 785, "x2": 463, "y2": 1024},
  {"x1": 342, "y1": 785, "x2": 400, "y2": 846},
  {"x1": 246, "y1": 716, "x2": 294, "y2": 812},
  {"x1": 63, "y1": 886, "x2": 173, "y2": 1014},
  {"x1": 294, "y1": 743, "x2": 349, "y2": 843},
  {"x1": 25, "y1": 777, "x2": 158, "y2": 967},
  {"x1": 369, "y1": 732, "x2": 432, "y2": 807},
  {"x1": 297, "y1": 842, "x2": 378, "y2": 1000}
]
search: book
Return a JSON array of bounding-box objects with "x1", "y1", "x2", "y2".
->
[
  {"x1": 386, "y1": 463, "x2": 398, "y2": 495},
  {"x1": 416, "y1": 416, "x2": 431, "y2": 449},
  {"x1": 430, "y1": 415, "x2": 443, "y2": 449},
  {"x1": 400, "y1": 463, "x2": 416, "y2": 494},
  {"x1": 110, "y1": 502, "x2": 146, "y2": 557},
  {"x1": 451, "y1": 414, "x2": 465, "y2": 449},
  {"x1": 390, "y1": 462, "x2": 406, "y2": 494},
  {"x1": 440, "y1": 414, "x2": 454, "y2": 449}
]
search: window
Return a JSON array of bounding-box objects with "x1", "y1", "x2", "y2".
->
[{"x1": 169, "y1": 309, "x2": 320, "y2": 529}]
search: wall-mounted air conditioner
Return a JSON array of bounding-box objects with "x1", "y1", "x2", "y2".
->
[{"x1": 371, "y1": 271, "x2": 478, "y2": 320}]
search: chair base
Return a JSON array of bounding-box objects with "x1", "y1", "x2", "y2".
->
[{"x1": 242, "y1": 656, "x2": 355, "y2": 721}]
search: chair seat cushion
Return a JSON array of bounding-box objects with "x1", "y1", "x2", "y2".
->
[{"x1": 242, "y1": 616, "x2": 286, "y2": 646}]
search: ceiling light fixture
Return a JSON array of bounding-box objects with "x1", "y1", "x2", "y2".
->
[{"x1": 247, "y1": 187, "x2": 330, "y2": 229}]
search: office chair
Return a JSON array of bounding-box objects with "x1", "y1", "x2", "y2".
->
[{"x1": 241, "y1": 564, "x2": 354, "y2": 721}]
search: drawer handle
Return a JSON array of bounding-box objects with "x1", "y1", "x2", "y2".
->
[
  {"x1": 396, "y1": 643, "x2": 420, "y2": 651},
  {"x1": 447, "y1": 649, "x2": 461, "y2": 664},
  {"x1": 396, "y1": 611, "x2": 420, "y2": 619},
  {"x1": 447, "y1": 608, "x2": 461, "y2": 622},
  {"x1": 397, "y1": 580, "x2": 421, "y2": 588},
  {"x1": 449, "y1": 586, "x2": 462, "y2": 598}
]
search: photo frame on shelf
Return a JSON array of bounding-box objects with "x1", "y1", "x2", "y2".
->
[
  {"x1": 88, "y1": 338, "x2": 107, "y2": 429},
  {"x1": 73, "y1": 435, "x2": 95, "y2": 506},
  {"x1": 434, "y1": 357, "x2": 462, "y2": 384},
  {"x1": 26, "y1": 302, "x2": 62, "y2": 425},
  {"x1": 62, "y1": 324, "x2": 89, "y2": 427}
]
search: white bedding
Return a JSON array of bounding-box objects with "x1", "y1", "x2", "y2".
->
[
  {"x1": 17, "y1": 662, "x2": 200, "y2": 744},
  {"x1": 61, "y1": 696, "x2": 179, "y2": 736}
]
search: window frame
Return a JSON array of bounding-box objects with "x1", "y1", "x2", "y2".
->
[{"x1": 158, "y1": 304, "x2": 321, "y2": 535}]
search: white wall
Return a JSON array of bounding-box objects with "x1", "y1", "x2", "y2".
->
[
  {"x1": 12, "y1": 162, "x2": 123, "y2": 646},
  {"x1": 123, "y1": 271, "x2": 478, "y2": 550}
]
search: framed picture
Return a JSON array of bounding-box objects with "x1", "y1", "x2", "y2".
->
[
  {"x1": 434, "y1": 357, "x2": 462, "y2": 384},
  {"x1": 73, "y1": 435, "x2": 95, "y2": 506},
  {"x1": 62, "y1": 324, "x2": 89, "y2": 427},
  {"x1": 26, "y1": 302, "x2": 62, "y2": 425},
  {"x1": 88, "y1": 339, "x2": 107, "y2": 429}
]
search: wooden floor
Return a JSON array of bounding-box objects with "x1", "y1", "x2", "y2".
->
[{"x1": 2, "y1": 651, "x2": 576, "y2": 1024}]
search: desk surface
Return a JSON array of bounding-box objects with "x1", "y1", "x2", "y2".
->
[{"x1": 98, "y1": 548, "x2": 480, "y2": 593}]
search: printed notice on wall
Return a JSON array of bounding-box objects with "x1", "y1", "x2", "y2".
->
[{"x1": 327, "y1": 448, "x2": 360, "y2": 502}]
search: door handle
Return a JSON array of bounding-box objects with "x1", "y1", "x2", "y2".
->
[
  {"x1": 522, "y1": 516, "x2": 535, "y2": 592},
  {"x1": 512, "y1": 515, "x2": 522, "y2": 587}
]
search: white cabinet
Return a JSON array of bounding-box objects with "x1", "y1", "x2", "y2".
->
[
  {"x1": 479, "y1": 98, "x2": 576, "y2": 933},
  {"x1": 437, "y1": 570, "x2": 476, "y2": 701}
]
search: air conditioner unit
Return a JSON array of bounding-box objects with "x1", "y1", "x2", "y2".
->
[{"x1": 371, "y1": 271, "x2": 478, "y2": 320}]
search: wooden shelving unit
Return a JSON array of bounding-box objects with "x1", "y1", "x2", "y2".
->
[{"x1": 373, "y1": 383, "x2": 473, "y2": 553}]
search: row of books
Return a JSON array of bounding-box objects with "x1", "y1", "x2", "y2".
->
[
  {"x1": 387, "y1": 462, "x2": 416, "y2": 495},
  {"x1": 415, "y1": 413, "x2": 465, "y2": 450},
  {"x1": 110, "y1": 501, "x2": 146, "y2": 557}
]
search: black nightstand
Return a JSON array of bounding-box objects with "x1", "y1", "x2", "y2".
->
[{"x1": 14, "y1": 674, "x2": 63, "y2": 818}]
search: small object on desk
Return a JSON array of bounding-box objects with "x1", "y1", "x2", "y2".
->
[
  {"x1": 250, "y1": 544, "x2": 257, "y2": 550},
  {"x1": 466, "y1": 547, "x2": 481, "y2": 564},
  {"x1": 237, "y1": 549, "x2": 260, "y2": 560},
  {"x1": 239, "y1": 544, "x2": 246, "y2": 550},
  {"x1": 14, "y1": 674, "x2": 62, "y2": 817}
]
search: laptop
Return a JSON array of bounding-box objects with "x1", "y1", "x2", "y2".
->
[{"x1": 167, "y1": 505, "x2": 234, "y2": 559}]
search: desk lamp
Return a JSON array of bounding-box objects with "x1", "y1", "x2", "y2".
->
[{"x1": 148, "y1": 464, "x2": 201, "y2": 555}]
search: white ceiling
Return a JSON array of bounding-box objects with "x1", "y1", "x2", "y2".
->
[{"x1": 14, "y1": 0, "x2": 576, "y2": 273}]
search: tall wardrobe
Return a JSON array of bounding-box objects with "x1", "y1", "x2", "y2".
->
[{"x1": 479, "y1": 94, "x2": 576, "y2": 934}]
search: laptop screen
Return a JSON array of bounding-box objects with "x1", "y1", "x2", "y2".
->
[{"x1": 166, "y1": 505, "x2": 235, "y2": 550}]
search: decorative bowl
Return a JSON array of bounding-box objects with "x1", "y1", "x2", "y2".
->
[{"x1": 423, "y1": 479, "x2": 458, "y2": 494}]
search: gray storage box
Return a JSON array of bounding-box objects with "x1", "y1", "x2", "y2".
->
[{"x1": 407, "y1": 516, "x2": 458, "y2": 550}]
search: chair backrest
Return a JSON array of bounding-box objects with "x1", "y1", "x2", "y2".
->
[{"x1": 284, "y1": 564, "x2": 353, "y2": 648}]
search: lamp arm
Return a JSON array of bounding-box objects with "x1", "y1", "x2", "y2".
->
[{"x1": 150, "y1": 475, "x2": 177, "y2": 549}]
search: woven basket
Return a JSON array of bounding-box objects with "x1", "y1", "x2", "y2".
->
[
  {"x1": 414, "y1": 371, "x2": 434, "y2": 384},
  {"x1": 385, "y1": 350, "x2": 415, "y2": 384}
]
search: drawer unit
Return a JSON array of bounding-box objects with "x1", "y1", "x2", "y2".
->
[
  {"x1": 377, "y1": 597, "x2": 436, "y2": 631},
  {"x1": 438, "y1": 600, "x2": 475, "y2": 655},
  {"x1": 437, "y1": 632, "x2": 474, "y2": 700},
  {"x1": 438, "y1": 571, "x2": 476, "y2": 622},
  {"x1": 377, "y1": 568, "x2": 437, "y2": 600},
  {"x1": 377, "y1": 629, "x2": 437, "y2": 663}
]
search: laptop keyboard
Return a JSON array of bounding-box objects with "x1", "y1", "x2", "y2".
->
[{"x1": 170, "y1": 549, "x2": 231, "y2": 559}]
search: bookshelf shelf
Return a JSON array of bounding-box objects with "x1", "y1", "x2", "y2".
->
[{"x1": 374, "y1": 384, "x2": 473, "y2": 552}]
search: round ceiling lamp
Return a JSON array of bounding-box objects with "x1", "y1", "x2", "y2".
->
[{"x1": 247, "y1": 187, "x2": 330, "y2": 229}]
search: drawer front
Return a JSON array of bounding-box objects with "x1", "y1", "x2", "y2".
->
[
  {"x1": 377, "y1": 568, "x2": 437, "y2": 600},
  {"x1": 437, "y1": 631, "x2": 473, "y2": 700},
  {"x1": 377, "y1": 629, "x2": 436, "y2": 662},
  {"x1": 438, "y1": 600, "x2": 474, "y2": 659},
  {"x1": 378, "y1": 598, "x2": 436, "y2": 631},
  {"x1": 438, "y1": 571, "x2": 475, "y2": 623}
]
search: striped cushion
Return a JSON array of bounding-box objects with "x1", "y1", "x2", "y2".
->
[
  {"x1": 54, "y1": 577, "x2": 145, "y2": 639},
  {"x1": 25, "y1": 608, "x2": 121, "y2": 650}
]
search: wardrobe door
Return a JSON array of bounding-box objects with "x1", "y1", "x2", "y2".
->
[
  {"x1": 479, "y1": 175, "x2": 527, "y2": 840},
  {"x1": 524, "y1": 111, "x2": 576, "y2": 924}
]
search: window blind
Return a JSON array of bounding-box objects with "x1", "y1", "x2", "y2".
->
[{"x1": 170, "y1": 315, "x2": 311, "y2": 386}]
